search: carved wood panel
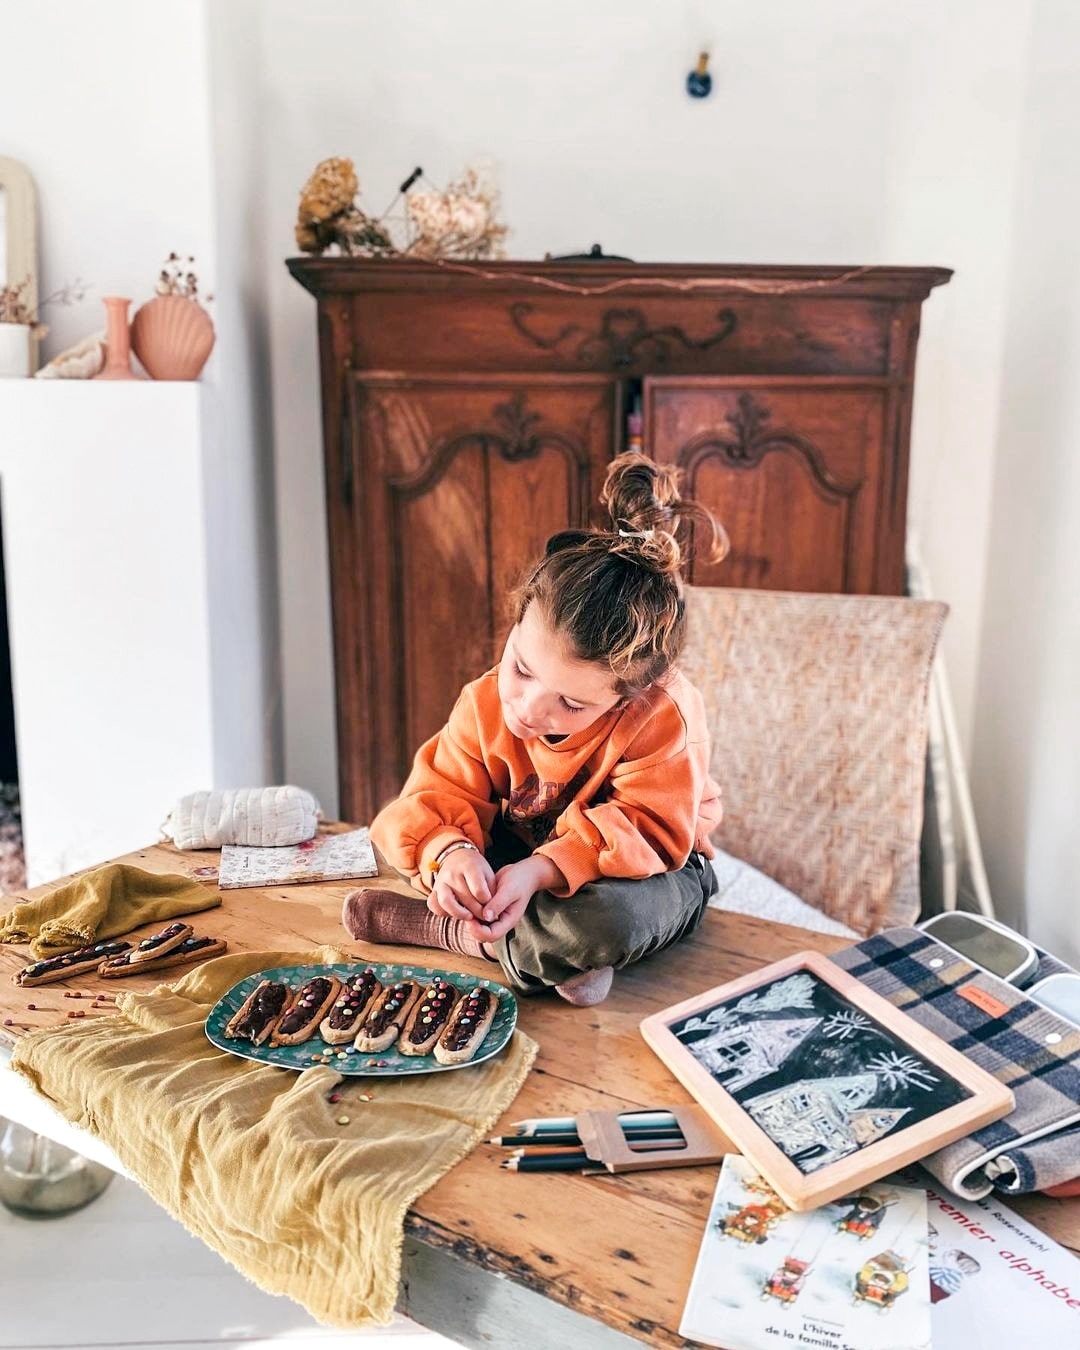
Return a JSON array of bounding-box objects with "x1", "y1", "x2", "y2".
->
[
  {"x1": 345, "y1": 375, "x2": 614, "y2": 810},
  {"x1": 645, "y1": 379, "x2": 886, "y2": 593}
]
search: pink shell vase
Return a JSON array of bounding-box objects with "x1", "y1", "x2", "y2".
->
[{"x1": 130, "y1": 294, "x2": 215, "y2": 380}]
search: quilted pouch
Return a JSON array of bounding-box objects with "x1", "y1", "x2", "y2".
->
[
  {"x1": 831, "y1": 926, "x2": 1080, "y2": 1198},
  {"x1": 162, "y1": 786, "x2": 321, "y2": 850}
]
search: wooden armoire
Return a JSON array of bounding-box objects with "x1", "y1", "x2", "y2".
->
[{"x1": 288, "y1": 258, "x2": 950, "y2": 821}]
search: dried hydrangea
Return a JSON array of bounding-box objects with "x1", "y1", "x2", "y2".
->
[
  {"x1": 297, "y1": 157, "x2": 359, "y2": 227},
  {"x1": 405, "y1": 167, "x2": 507, "y2": 261}
]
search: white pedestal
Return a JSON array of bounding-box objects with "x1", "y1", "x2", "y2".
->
[{"x1": 0, "y1": 382, "x2": 217, "y2": 882}]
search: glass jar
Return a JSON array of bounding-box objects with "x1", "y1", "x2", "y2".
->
[{"x1": 0, "y1": 1117, "x2": 113, "y2": 1218}]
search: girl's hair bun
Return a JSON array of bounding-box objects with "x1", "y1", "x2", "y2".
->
[{"x1": 601, "y1": 452, "x2": 729, "y2": 575}]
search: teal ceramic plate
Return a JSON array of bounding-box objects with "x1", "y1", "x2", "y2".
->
[{"x1": 204, "y1": 961, "x2": 517, "y2": 1076}]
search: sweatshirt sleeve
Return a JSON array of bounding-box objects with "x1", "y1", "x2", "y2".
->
[
  {"x1": 535, "y1": 702, "x2": 713, "y2": 897},
  {"x1": 369, "y1": 687, "x2": 498, "y2": 891}
]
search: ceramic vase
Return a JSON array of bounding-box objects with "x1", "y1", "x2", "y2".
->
[
  {"x1": 0, "y1": 1119, "x2": 114, "y2": 1217},
  {"x1": 0, "y1": 323, "x2": 32, "y2": 378},
  {"x1": 94, "y1": 296, "x2": 142, "y2": 380},
  {"x1": 130, "y1": 294, "x2": 215, "y2": 380}
]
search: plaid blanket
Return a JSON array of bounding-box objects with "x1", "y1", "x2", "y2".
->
[{"x1": 832, "y1": 927, "x2": 1080, "y2": 1198}]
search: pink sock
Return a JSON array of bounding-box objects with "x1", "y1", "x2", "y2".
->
[{"x1": 554, "y1": 965, "x2": 614, "y2": 1006}]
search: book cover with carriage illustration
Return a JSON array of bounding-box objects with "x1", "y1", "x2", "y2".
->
[{"x1": 679, "y1": 1155, "x2": 931, "y2": 1350}]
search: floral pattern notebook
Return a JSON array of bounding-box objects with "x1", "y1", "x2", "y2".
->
[{"x1": 217, "y1": 827, "x2": 379, "y2": 889}]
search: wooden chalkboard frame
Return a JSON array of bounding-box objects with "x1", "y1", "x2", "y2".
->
[{"x1": 640, "y1": 949, "x2": 1014, "y2": 1210}]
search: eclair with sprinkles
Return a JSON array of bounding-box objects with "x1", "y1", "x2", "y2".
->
[
  {"x1": 15, "y1": 940, "x2": 133, "y2": 986},
  {"x1": 434, "y1": 985, "x2": 498, "y2": 1065},
  {"x1": 100, "y1": 935, "x2": 227, "y2": 978},
  {"x1": 398, "y1": 977, "x2": 460, "y2": 1056},
  {"x1": 270, "y1": 975, "x2": 342, "y2": 1047},
  {"x1": 319, "y1": 969, "x2": 383, "y2": 1044}
]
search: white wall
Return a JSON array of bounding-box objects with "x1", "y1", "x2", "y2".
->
[
  {"x1": 260, "y1": 0, "x2": 1031, "y2": 817},
  {"x1": 971, "y1": 0, "x2": 1080, "y2": 965},
  {"x1": 0, "y1": 0, "x2": 276, "y2": 881}
]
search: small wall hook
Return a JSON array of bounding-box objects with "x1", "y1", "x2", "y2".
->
[{"x1": 686, "y1": 51, "x2": 712, "y2": 99}]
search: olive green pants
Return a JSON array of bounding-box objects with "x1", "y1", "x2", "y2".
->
[{"x1": 486, "y1": 821, "x2": 718, "y2": 993}]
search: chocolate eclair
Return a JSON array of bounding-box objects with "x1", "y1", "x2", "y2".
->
[
  {"x1": 399, "y1": 977, "x2": 460, "y2": 1056},
  {"x1": 15, "y1": 939, "x2": 133, "y2": 987},
  {"x1": 270, "y1": 975, "x2": 342, "y2": 1047},
  {"x1": 223, "y1": 978, "x2": 290, "y2": 1045},
  {"x1": 319, "y1": 969, "x2": 383, "y2": 1045},
  {"x1": 353, "y1": 980, "x2": 423, "y2": 1053},
  {"x1": 126, "y1": 921, "x2": 194, "y2": 964},
  {"x1": 100, "y1": 935, "x2": 227, "y2": 978},
  {"x1": 434, "y1": 986, "x2": 498, "y2": 1065}
]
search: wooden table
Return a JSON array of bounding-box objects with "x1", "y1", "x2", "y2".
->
[{"x1": 2, "y1": 841, "x2": 1078, "y2": 1349}]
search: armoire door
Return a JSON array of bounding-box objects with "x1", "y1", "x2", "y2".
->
[
  {"x1": 645, "y1": 377, "x2": 894, "y2": 594},
  {"x1": 339, "y1": 373, "x2": 615, "y2": 818}
]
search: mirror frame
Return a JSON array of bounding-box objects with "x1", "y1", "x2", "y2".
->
[{"x1": 0, "y1": 156, "x2": 40, "y2": 372}]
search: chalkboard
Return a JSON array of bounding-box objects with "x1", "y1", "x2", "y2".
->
[
  {"x1": 670, "y1": 967, "x2": 971, "y2": 1176},
  {"x1": 640, "y1": 949, "x2": 1015, "y2": 1210}
]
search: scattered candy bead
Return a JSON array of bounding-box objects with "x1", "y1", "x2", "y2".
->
[
  {"x1": 328, "y1": 1092, "x2": 341, "y2": 1103},
  {"x1": 359, "y1": 1093, "x2": 373, "y2": 1102},
  {"x1": 337, "y1": 1115, "x2": 350, "y2": 1126},
  {"x1": 3, "y1": 1018, "x2": 12, "y2": 1026},
  {"x1": 26, "y1": 1003, "x2": 36, "y2": 1011}
]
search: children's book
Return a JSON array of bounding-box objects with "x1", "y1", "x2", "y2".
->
[
  {"x1": 895, "y1": 1165, "x2": 1080, "y2": 1348},
  {"x1": 217, "y1": 827, "x2": 379, "y2": 889},
  {"x1": 679, "y1": 1154, "x2": 930, "y2": 1350}
]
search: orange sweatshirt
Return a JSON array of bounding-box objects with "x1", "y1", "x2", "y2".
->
[{"x1": 370, "y1": 667, "x2": 722, "y2": 897}]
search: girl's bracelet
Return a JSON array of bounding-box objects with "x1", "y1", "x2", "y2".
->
[{"x1": 430, "y1": 839, "x2": 479, "y2": 874}]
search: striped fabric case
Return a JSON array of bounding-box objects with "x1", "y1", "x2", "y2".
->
[{"x1": 831, "y1": 926, "x2": 1080, "y2": 1198}]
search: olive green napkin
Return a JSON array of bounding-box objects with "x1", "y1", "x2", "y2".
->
[
  {"x1": 11, "y1": 944, "x2": 538, "y2": 1328},
  {"x1": 0, "y1": 862, "x2": 221, "y2": 957}
]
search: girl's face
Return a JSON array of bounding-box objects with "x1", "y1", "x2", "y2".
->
[{"x1": 498, "y1": 604, "x2": 623, "y2": 740}]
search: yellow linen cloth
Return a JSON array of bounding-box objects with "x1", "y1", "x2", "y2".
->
[
  {"x1": 0, "y1": 863, "x2": 221, "y2": 957},
  {"x1": 11, "y1": 944, "x2": 538, "y2": 1328}
]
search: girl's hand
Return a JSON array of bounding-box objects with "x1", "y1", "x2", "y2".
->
[
  {"x1": 465, "y1": 888, "x2": 531, "y2": 944},
  {"x1": 427, "y1": 848, "x2": 495, "y2": 923},
  {"x1": 462, "y1": 855, "x2": 563, "y2": 942}
]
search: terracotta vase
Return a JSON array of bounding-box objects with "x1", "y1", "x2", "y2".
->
[
  {"x1": 130, "y1": 294, "x2": 215, "y2": 380},
  {"x1": 94, "y1": 296, "x2": 143, "y2": 380}
]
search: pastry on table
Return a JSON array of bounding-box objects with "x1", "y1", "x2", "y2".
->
[
  {"x1": 353, "y1": 979, "x2": 423, "y2": 1053},
  {"x1": 15, "y1": 940, "x2": 133, "y2": 986},
  {"x1": 319, "y1": 969, "x2": 383, "y2": 1044},
  {"x1": 398, "y1": 977, "x2": 460, "y2": 1056},
  {"x1": 126, "y1": 921, "x2": 194, "y2": 964},
  {"x1": 434, "y1": 985, "x2": 498, "y2": 1065},
  {"x1": 270, "y1": 975, "x2": 342, "y2": 1047},
  {"x1": 223, "y1": 978, "x2": 291, "y2": 1045},
  {"x1": 100, "y1": 935, "x2": 227, "y2": 978}
]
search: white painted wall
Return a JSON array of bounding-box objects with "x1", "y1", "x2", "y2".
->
[
  {"x1": 971, "y1": 0, "x2": 1080, "y2": 966},
  {"x1": 0, "y1": 0, "x2": 277, "y2": 883},
  {"x1": 260, "y1": 0, "x2": 1030, "y2": 814}
]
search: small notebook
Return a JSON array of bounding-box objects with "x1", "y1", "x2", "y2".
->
[
  {"x1": 680, "y1": 1155, "x2": 931, "y2": 1350},
  {"x1": 218, "y1": 827, "x2": 379, "y2": 890}
]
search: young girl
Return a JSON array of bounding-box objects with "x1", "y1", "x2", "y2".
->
[{"x1": 343, "y1": 452, "x2": 727, "y2": 1006}]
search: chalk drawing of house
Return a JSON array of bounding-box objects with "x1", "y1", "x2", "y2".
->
[
  {"x1": 745, "y1": 1073, "x2": 910, "y2": 1172},
  {"x1": 687, "y1": 1016, "x2": 821, "y2": 1092}
]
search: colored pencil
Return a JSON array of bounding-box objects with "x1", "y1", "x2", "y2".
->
[
  {"x1": 502, "y1": 1153, "x2": 592, "y2": 1172},
  {"x1": 508, "y1": 1140, "x2": 687, "y2": 1162},
  {"x1": 507, "y1": 1110, "x2": 680, "y2": 1136},
  {"x1": 488, "y1": 1126, "x2": 685, "y2": 1147}
]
